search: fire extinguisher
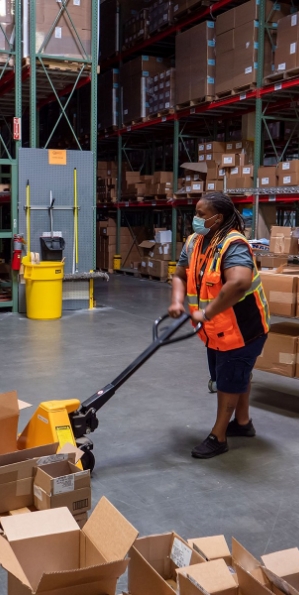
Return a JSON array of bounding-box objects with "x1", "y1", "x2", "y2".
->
[{"x1": 12, "y1": 234, "x2": 24, "y2": 271}]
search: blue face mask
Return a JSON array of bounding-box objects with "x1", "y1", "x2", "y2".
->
[{"x1": 192, "y1": 215, "x2": 217, "y2": 236}]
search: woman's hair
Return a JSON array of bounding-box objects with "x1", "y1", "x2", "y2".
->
[{"x1": 202, "y1": 191, "x2": 246, "y2": 254}]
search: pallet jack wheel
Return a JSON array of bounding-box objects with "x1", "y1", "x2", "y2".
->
[
  {"x1": 208, "y1": 379, "x2": 217, "y2": 393},
  {"x1": 80, "y1": 448, "x2": 95, "y2": 472}
]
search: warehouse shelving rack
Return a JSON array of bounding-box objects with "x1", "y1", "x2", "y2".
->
[
  {"x1": 0, "y1": 0, "x2": 99, "y2": 311},
  {"x1": 98, "y1": 0, "x2": 299, "y2": 268}
]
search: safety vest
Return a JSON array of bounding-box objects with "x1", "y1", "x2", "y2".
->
[{"x1": 186, "y1": 230, "x2": 270, "y2": 351}]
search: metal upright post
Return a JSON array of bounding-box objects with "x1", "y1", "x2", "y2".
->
[
  {"x1": 172, "y1": 118, "x2": 179, "y2": 261},
  {"x1": 29, "y1": 0, "x2": 37, "y2": 148},
  {"x1": 116, "y1": 133, "x2": 122, "y2": 257},
  {"x1": 253, "y1": 0, "x2": 266, "y2": 239},
  {"x1": 91, "y1": 0, "x2": 99, "y2": 270}
]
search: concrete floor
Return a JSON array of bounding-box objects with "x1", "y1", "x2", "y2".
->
[{"x1": 0, "y1": 274, "x2": 299, "y2": 592}]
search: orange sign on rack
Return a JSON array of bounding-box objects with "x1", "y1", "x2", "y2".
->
[{"x1": 48, "y1": 150, "x2": 67, "y2": 165}]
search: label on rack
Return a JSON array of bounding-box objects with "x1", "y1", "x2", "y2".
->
[
  {"x1": 73, "y1": 0, "x2": 81, "y2": 5},
  {"x1": 290, "y1": 42, "x2": 296, "y2": 54},
  {"x1": 261, "y1": 177, "x2": 269, "y2": 185},
  {"x1": 282, "y1": 162, "x2": 290, "y2": 170},
  {"x1": 291, "y1": 14, "x2": 297, "y2": 26},
  {"x1": 283, "y1": 176, "x2": 291, "y2": 184}
]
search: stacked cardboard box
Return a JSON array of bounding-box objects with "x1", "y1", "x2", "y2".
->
[
  {"x1": 139, "y1": 228, "x2": 175, "y2": 279},
  {"x1": 150, "y1": 67, "x2": 176, "y2": 114},
  {"x1": 275, "y1": 13, "x2": 299, "y2": 75},
  {"x1": 176, "y1": 21, "x2": 216, "y2": 106},
  {"x1": 97, "y1": 218, "x2": 145, "y2": 271},
  {"x1": 123, "y1": 9, "x2": 149, "y2": 49},
  {"x1": 149, "y1": 1, "x2": 173, "y2": 35},
  {"x1": 277, "y1": 159, "x2": 299, "y2": 186},
  {"x1": 98, "y1": 69, "x2": 119, "y2": 131},
  {"x1": 121, "y1": 56, "x2": 170, "y2": 124},
  {"x1": 196, "y1": 141, "x2": 254, "y2": 192},
  {"x1": 97, "y1": 161, "x2": 119, "y2": 203},
  {"x1": 35, "y1": 0, "x2": 91, "y2": 59},
  {"x1": 256, "y1": 322, "x2": 299, "y2": 378},
  {"x1": 215, "y1": 0, "x2": 289, "y2": 95},
  {"x1": 173, "y1": 0, "x2": 205, "y2": 19}
]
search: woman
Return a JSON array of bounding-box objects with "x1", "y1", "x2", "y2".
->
[{"x1": 169, "y1": 192, "x2": 269, "y2": 459}]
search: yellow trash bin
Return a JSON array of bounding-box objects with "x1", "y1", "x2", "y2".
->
[{"x1": 22, "y1": 256, "x2": 64, "y2": 320}]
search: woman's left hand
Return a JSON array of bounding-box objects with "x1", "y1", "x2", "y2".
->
[{"x1": 191, "y1": 310, "x2": 205, "y2": 324}]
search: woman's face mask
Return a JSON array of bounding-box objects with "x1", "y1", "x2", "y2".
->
[{"x1": 192, "y1": 214, "x2": 218, "y2": 236}]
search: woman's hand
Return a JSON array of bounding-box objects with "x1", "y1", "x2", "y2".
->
[
  {"x1": 168, "y1": 302, "x2": 186, "y2": 318},
  {"x1": 191, "y1": 310, "x2": 205, "y2": 324}
]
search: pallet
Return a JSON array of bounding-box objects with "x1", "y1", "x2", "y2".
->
[
  {"x1": 215, "y1": 83, "x2": 256, "y2": 100},
  {"x1": 23, "y1": 56, "x2": 91, "y2": 73},
  {"x1": 264, "y1": 67, "x2": 299, "y2": 85},
  {"x1": 176, "y1": 96, "x2": 214, "y2": 110},
  {"x1": 173, "y1": 0, "x2": 213, "y2": 20},
  {"x1": 145, "y1": 108, "x2": 175, "y2": 121}
]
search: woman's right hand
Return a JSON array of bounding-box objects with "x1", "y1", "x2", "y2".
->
[{"x1": 168, "y1": 302, "x2": 186, "y2": 318}]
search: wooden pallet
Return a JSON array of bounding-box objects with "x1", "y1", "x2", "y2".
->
[
  {"x1": 215, "y1": 83, "x2": 255, "y2": 100},
  {"x1": 173, "y1": 0, "x2": 213, "y2": 20},
  {"x1": 145, "y1": 108, "x2": 175, "y2": 121},
  {"x1": 264, "y1": 67, "x2": 299, "y2": 85},
  {"x1": 23, "y1": 56, "x2": 91, "y2": 73},
  {"x1": 176, "y1": 96, "x2": 214, "y2": 110}
]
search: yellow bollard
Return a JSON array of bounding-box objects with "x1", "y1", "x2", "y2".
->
[{"x1": 113, "y1": 254, "x2": 122, "y2": 270}]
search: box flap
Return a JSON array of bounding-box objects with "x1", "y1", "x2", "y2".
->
[
  {"x1": 262, "y1": 549, "x2": 299, "y2": 577},
  {"x1": 0, "y1": 534, "x2": 31, "y2": 588},
  {"x1": 177, "y1": 559, "x2": 237, "y2": 593},
  {"x1": 188, "y1": 536, "x2": 231, "y2": 561},
  {"x1": 139, "y1": 241, "x2": 155, "y2": 249},
  {"x1": 263, "y1": 567, "x2": 299, "y2": 595},
  {"x1": 182, "y1": 162, "x2": 207, "y2": 174},
  {"x1": 58, "y1": 443, "x2": 83, "y2": 464},
  {"x1": 0, "y1": 391, "x2": 19, "y2": 420},
  {"x1": 235, "y1": 564, "x2": 273, "y2": 595},
  {"x1": 35, "y1": 558, "x2": 129, "y2": 593},
  {"x1": 232, "y1": 537, "x2": 260, "y2": 572},
  {"x1": 0, "y1": 443, "x2": 58, "y2": 467},
  {"x1": 83, "y1": 497, "x2": 138, "y2": 561},
  {"x1": 2, "y1": 507, "x2": 79, "y2": 541},
  {"x1": 17, "y1": 400, "x2": 32, "y2": 411}
]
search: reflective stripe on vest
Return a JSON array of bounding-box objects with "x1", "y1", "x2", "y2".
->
[{"x1": 186, "y1": 230, "x2": 270, "y2": 350}]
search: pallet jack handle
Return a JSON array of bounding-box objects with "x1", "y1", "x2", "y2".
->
[{"x1": 70, "y1": 313, "x2": 201, "y2": 439}]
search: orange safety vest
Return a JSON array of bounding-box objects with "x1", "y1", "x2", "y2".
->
[{"x1": 186, "y1": 230, "x2": 270, "y2": 351}]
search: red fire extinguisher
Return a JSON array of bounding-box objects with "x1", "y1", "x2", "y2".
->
[{"x1": 12, "y1": 234, "x2": 24, "y2": 271}]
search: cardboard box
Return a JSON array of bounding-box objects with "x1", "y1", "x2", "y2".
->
[
  {"x1": 153, "y1": 171, "x2": 173, "y2": 184},
  {"x1": 191, "y1": 181, "x2": 204, "y2": 193},
  {"x1": 0, "y1": 391, "x2": 32, "y2": 455},
  {"x1": 277, "y1": 159, "x2": 299, "y2": 177},
  {"x1": 0, "y1": 444, "x2": 60, "y2": 514},
  {"x1": 1, "y1": 496, "x2": 138, "y2": 595},
  {"x1": 148, "y1": 242, "x2": 172, "y2": 261},
  {"x1": 256, "y1": 323, "x2": 299, "y2": 378},
  {"x1": 147, "y1": 259, "x2": 168, "y2": 278},
  {"x1": 269, "y1": 226, "x2": 299, "y2": 255},
  {"x1": 177, "y1": 559, "x2": 237, "y2": 595},
  {"x1": 262, "y1": 548, "x2": 299, "y2": 592},
  {"x1": 259, "y1": 271, "x2": 298, "y2": 317},
  {"x1": 260, "y1": 254, "x2": 288, "y2": 269},
  {"x1": 205, "y1": 141, "x2": 225, "y2": 154},
  {"x1": 221, "y1": 154, "x2": 236, "y2": 168},
  {"x1": 216, "y1": 8, "x2": 235, "y2": 36},
  {"x1": 258, "y1": 166, "x2": 277, "y2": 188},
  {"x1": 140, "y1": 257, "x2": 149, "y2": 274},
  {"x1": 206, "y1": 180, "x2": 224, "y2": 192},
  {"x1": 188, "y1": 536, "x2": 232, "y2": 565},
  {"x1": 234, "y1": 176, "x2": 253, "y2": 189},
  {"x1": 33, "y1": 460, "x2": 91, "y2": 515},
  {"x1": 128, "y1": 533, "x2": 205, "y2": 595}
]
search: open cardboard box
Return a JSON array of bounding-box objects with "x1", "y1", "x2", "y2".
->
[
  {"x1": 0, "y1": 496, "x2": 138, "y2": 595},
  {"x1": 128, "y1": 532, "x2": 205, "y2": 595},
  {"x1": 0, "y1": 391, "x2": 32, "y2": 455},
  {"x1": 33, "y1": 459, "x2": 91, "y2": 515},
  {"x1": 176, "y1": 559, "x2": 280, "y2": 595},
  {"x1": 262, "y1": 548, "x2": 299, "y2": 594}
]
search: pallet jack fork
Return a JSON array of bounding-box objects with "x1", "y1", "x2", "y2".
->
[{"x1": 17, "y1": 314, "x2": 201, "y2": 470}]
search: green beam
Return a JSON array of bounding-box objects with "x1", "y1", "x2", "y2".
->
[
  {"x1": 0, "y1": 232, "x2": 13, "y2": 239},
  {"x1": 29, "y1": 0, "x2": 37, "y2": 147},
  {"x1": 116, "y1": 134, "x2": 122, "y2": 256},
  {"x1": 91, "y1": 0, "x2": 99, "y2": 269}
]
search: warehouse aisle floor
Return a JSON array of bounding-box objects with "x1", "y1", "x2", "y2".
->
[{"x1": 0, "y1": 275, "x2": 299, "y2": 592}]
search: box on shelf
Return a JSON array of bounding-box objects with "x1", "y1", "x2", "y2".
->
[
  {"x1": 277, "y1": 160, "x2": 299, "y2": 186},
  {"x1": 148, "y1": 242, "x2": 172, "y2": 261},
  {"x1": 256, "y1": 322, "x2": 299, "y2": 378},
  {"x1": 258, "y1": 166, "x2": 277, "y2": 188},
  {"x1": 33, "y1": 459, "x2": 91, "y2": 515},
  {"x1": 149, "y1": 1, "x2": 173, "y2": 35},
  {"x1": 123, "y1": 8, "x2": 149, "y2": 49},
  {"x1": 259, "y1": 254, "x2": 289, "y2": 269},
  {"x1": 128, "y1": 532, "x2": 205, "y2": 595},
  {"x1": 221, "y1": 154, "x2": 236, "y2": 168},
  {"x1": 0, "y1": 496, "x2": 139, "y2": 595},
  {"x1": 140, "y1": 257, "x2": 149, "y2": 274},
  {"x1": 176, "y1": 21, "x2": 216, "y2": 106},
  {"x1": 269, "y1": 226, "x2": 299, "y2": 255},
  {"x1": 275, "y1": 13, "x2": 299, "y2": 74},
  {"x1": 191, "y1": 181, "x2": 205, "y2": 193},
  {"x1": 206, "y1": 180, "x2": 224, "y2": 192},
  {"x1": 259, "y1": 271, "x2": 298, "y2": 318}
]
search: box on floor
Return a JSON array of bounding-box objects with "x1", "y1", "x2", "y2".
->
[
  {"x1": 262, "y1": 547, "x2": 299, "y2": 595},
  {"x1": 255, "y1": 322, "x2": 299, "y2": 378},
  {"x1": 269, "y1": 226, "x2": 299, "y2": 255},
  {"x1": 128, "y1": 532, "x2": 205, "y2": 595},
  {"x1": 0, "y1": 496, "x2": 138, "y2": 595},
  {"x1": 147, "y1": 259, "x2": 168, "y2": 278},
  {"x1": 33, "y1": 459, "x2": 91, "y2": 515}
]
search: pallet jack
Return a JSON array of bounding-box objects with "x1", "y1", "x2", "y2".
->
[{"x1": 17, "y1": 314, "x2": 201, "y2": 470}]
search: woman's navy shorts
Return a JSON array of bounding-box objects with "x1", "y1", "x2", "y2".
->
[{"x1": 207, "y1": 334, "x2": 268, "y2": 394}]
